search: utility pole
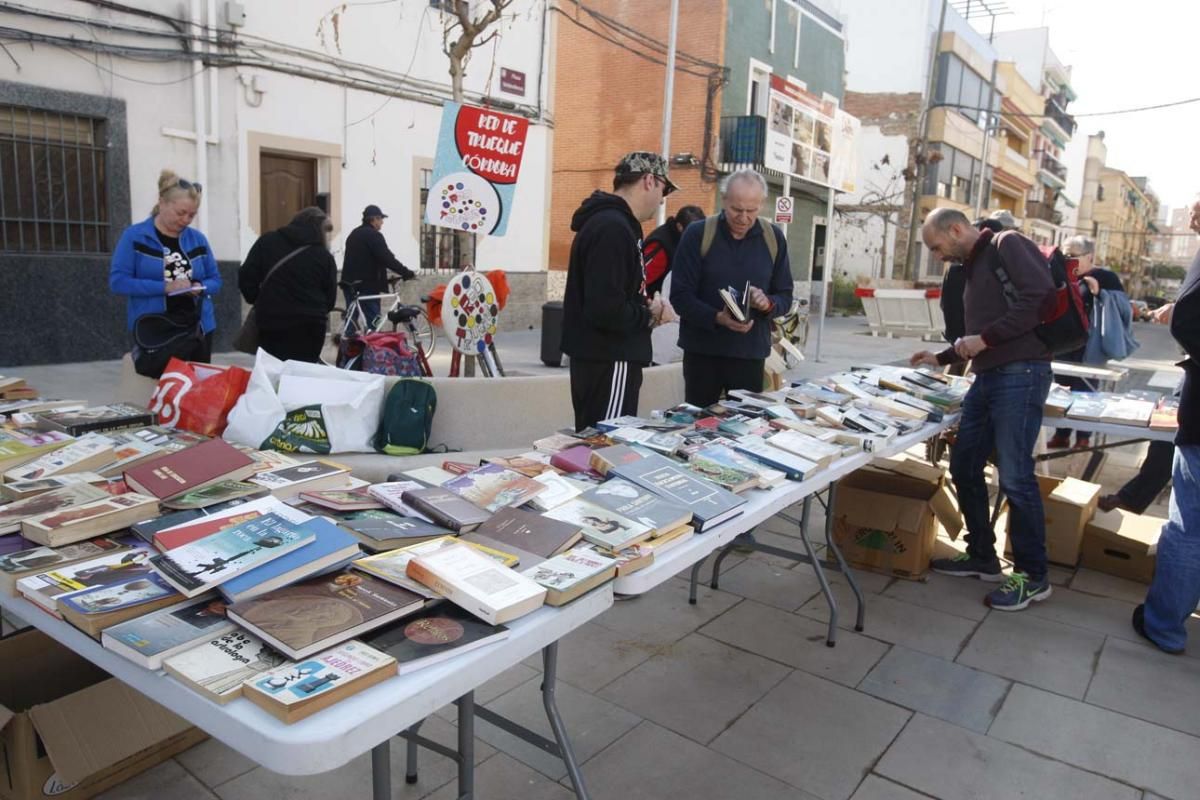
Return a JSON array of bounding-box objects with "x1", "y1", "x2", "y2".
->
[
  {"x1": 657, "y1": 0, "x2": 680, "y2": 226},
  {"x1": 973, "y1": 58, "x2": 999, "y2": 219},
  {"x1": 903, "y1": 0, "x2": 949, "y2": 281}
]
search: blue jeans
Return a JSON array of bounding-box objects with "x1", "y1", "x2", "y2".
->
[
  {"x1": 1143, "y1": 445, "x2": 1200, "y2": 652},
  {"x1": 342, "y1": 287, "x2": 380, "y2": 336},
  {"x1": 950, "y1": 360, "x2": 1053, "y2": 580}
]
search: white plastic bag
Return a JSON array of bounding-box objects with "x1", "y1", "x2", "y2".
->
[{"x1": 223, "y1": 349, "x2": 385, "y2": 453}]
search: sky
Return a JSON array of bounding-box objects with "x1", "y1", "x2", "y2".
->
[{"x1": 985, "y1": 0, "x2": 1200, "y2": 219}]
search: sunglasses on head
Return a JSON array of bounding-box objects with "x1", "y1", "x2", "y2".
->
[{"x1": 176, "y1": 178, "x2": 202, "y2": 192}]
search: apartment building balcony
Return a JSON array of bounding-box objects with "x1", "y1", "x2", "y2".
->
[
  {"x1": 1026, "y1": 200, "x2": 1063, "y2": 225},
  {"x1": 1043, "y1": 96, "x2": 1076, "y2": 139},
  {"x1": 1039, "y1": 152, "x2": 1068, "y2": 187}
]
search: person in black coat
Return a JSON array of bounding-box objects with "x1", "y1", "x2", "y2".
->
[
  {"x1": 642, "y1": 205, "x2": 705, "y2": 298},
  {"x1": 341, "y1": 204, "x2": 415, "y2": 331},
  {"x1": 238, "y1": 207, "x2": 338, "y2": 362}
]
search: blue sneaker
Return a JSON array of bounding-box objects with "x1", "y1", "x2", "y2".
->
[
  {"x1": 930, "y1": 553, "x2": 1004, "y2": 582},
  {"x1": 986, "y1": 572, "x2": 1052, "y2": 611}
]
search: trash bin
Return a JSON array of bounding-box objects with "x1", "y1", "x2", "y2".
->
[{"x1": 540, "y1": 301, "x2": 565, "y2": 367}]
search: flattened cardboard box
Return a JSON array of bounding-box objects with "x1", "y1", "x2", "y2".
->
[
  {"x1": 832, "y1": 460, "x2": 962, "y2": 579},
  {"x1": 0, "y1": 629, "x2": 205, "y2": 800},
  {"x1": 1005, "y1": 475, "x2": 1100, "y2": 567},
  {"x1": 1081, "y1": 508, "x2": 1163, "y2": 583}
]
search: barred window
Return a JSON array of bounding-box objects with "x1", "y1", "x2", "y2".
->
[
  {"x1": 0, "y1": 105, "x2": 108, "y2": 253},
  {"x1": 418, "y1": 167, "x2": 475, "y2": 273}
]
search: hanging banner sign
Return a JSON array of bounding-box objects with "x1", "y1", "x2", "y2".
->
[
  {"x1": 425, "y1": 101, "x2": 530, "y2": 237},
  {"x1": 763, "y1": 75, "x2": 859, "y2": 193}
]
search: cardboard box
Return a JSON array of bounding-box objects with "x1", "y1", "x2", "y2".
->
[
  {"x1": 1081, "y1": 508, "x2": 1164, "y2": 583},
  {"x1": 0, "y1": 629, "x2": 206, "y2": 800},
  {"x1": 832, "y1": 456, "x2": 962, "y2": 580},
  {"x1": 1005, "y1": 475, "x2": 1101, "y2": 566}
]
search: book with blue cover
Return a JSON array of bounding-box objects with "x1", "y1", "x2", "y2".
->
[
  {"x1": 56, "y1": 570, "x2": 185, "y2": 638},
  {"x1": 218, "y1": 517, "x2": 361, "y2": 603},
  {"x1": 101, "y1": 596, "x2": 235, "y2": 669},
  {"x1": 149, "y1": 512, "x2": 315, "y2": 597},
  {"x1": 610, "y1": 453, "x2": 745, "y2": 531}
]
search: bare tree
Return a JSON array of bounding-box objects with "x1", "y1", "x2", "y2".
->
[
  {"x1": 441, "y1": 0, "x2": 515, "y2": 102},
  {"x1": 837, "y1": 155, "x2": 909, "y2": 281}
]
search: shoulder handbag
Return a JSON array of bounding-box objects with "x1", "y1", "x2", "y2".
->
[
  {"x1": 132, "y1": 296, "x2": 206, "y2": 379},
  {"x1": 233, "y1": 245, "x2": 310, "y2": 355}
]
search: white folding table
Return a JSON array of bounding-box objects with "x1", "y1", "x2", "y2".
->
[{"x1": 0, "y1": 586, "x2": 613, "y2": 800}]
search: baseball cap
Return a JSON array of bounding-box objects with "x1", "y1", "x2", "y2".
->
[
  {"x1": 363, "y1": 204, "x2": 388, "y2": 219},
  {"x1": 615, "y1": 151, "x2": 679, "y2": 196}
]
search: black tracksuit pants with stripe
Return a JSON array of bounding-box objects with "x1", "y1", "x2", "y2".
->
[{"x1": 569, "y1": 358, "x2": 643, "y2": 432}]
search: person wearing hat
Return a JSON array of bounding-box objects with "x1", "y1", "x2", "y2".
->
[
  {"x1": 561, "y1": 151, "x2": 677, "y2": 430},
  {"x1": 341, "y1": 204, "x2": 416, "y2": 332}
]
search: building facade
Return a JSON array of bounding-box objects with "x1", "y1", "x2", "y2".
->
[
  {"x1": 0, "y1": 0, "x2": 555, "y2": 365},
  {"x1": 1078, "y1": 166, "x2": 1157, "y2": 295}
]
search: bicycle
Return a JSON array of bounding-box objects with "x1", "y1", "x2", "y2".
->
[
  {"x1": 772, "y1": 296, "x2": 810, "y2": 367},
  {"x1": 331, "y1": 278, "x2": 437, "y2": 376}
]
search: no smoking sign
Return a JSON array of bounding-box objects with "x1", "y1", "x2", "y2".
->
[{"x1": 774, "y1": 196, "x2": 793, "y2": 224}]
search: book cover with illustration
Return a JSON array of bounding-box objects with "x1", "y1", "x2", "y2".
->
[
  {"x1": 3, "y1": 432, "x2": 114, "y2": 482},
  {"x1": 0, "y1": 537, "x2": 126, "y2": 595},
  {"x1": 227, "y1": 570, "x2": 425, "y2": 659},
  {"x1": 442, "y1": 463, "x2": 546, "y2": 512},
  {"x1": 35, "y1": 403, "x2": 155, "y2": 436},
  {"x1": 0, "y1": 483, "x2": 115, "y2": 535},
  {"x1": 102, "y1": 596, "x2": 235, "y2": 668},
  {"x1": 164, "y1": 480, "x2": 269, "y2": 511},
  {"x1": 543, "y1": 498, "x2": 653, "y2": 550},
  {"x1": 243, "y1": 641, "x2": 396, "y2": 721},
  {"x1": 366, "y1": 602, "x2": 509, "y2": 674},
  {"x1": 163, "y1": 629, "x2": 290, "y2": 703},
  {"x1": 250, "y1": 459, "x2": 348, "y2": 492},
  {"x1": 150, "y1": 512, "x2": 315, "y2": 597},
  {"x1": 610, "y1": 452, "x2": 745, "y2": 531},
  {"x1": 17, "y1": 545, "x2": 156, "y2": 612},
  {"x1": 580, "y1": 479, "x2": 692, "y2": 535},
  {"x1": 0, "y1": 471, "x2": 108, "y2": 502},
  {"x1": 58, "y1": 571, "x2": 179, "y2": 616},
  {"x1": 521, "y1": 547, "x2": 617, "y2": 604}
]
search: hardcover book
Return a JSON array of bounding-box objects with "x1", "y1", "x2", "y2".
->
[
  {"x1": 466, "y1": 506, "x2": 582, "y2": 559},
  {"x1": 3, "y1": 432, "x2": 115, "y2": 482},
  {"x1": 549, "y1": 445, "x2": 600, "y2": 475},
  {"x1": 56, "y1": 571, "x2": 183, "y2": 639},
  {"x1": 218, "y1": 516, "x2": 361, "y2": 604},
  {"x1": 0, "y1": 471, "x2": 108, "y2": 502},
  {"x1": 367, "y1": 480, "x2": 435, "y2": 521},
  {"x1": 400, "y1": 466, "x2": 457, "y2": 487},
  {"x1": 0, "y1": 483, "x2": 111, "y2": 534},
  {"x1": 20, "y1": 492, "x2": 159, "y2": 547},
  {"x1": 693, "y1": 443, "x2": 786, "y2": 489},
  {"x1": 163, "y1": 630, "x2": 290, "y2": 703},
  {"x1": 298, "y1": 486, "x2": 386, "y2": 512},
  {"x1": 125, "y1": 438, "x2": 257, "y2": 501},
  {"x1": 580, "y1": 478, "x2": 692, "y2": 535},
  {"x1": 0, "y1": 537, "x2": 127, "y2": 596},
  {"x1": 405, "y1": 542, "x2": 546, "y2": 625},
  {"x1": 442, "y1": 464, "x2": 546, "y2": 513},
  {"x1": 731, "y1": 434, "x2": 819, "y2": 480},
  {"x1": 521, "y1": 547, "x2": 617, "y2": 606},
  {"x1": 337, "y1": 512, "x2": 452, "y2": 552},
  {"x1": 149, "y1": 512, "x2": 316, "y2": 597},
  {"x1": 102, "y1": 596, "x2": 236, "y2": 670},
  {"x1": 227, "y1": 570, "x2": 425, "y2": 659},
  {"x1": 35, "y1": 403, "x2": 155, "y2": 436},
  {"x1": 683, "y1": 455, "x2": 759, "y2": 493},
  {"x1": 543, "y1": 497, "x2": 653, "y2": 550},
  {"x1": 366, "y1": 602, "x2": 509, "y2": 674},
  {"x1": 610, "y1": 453, "x2": 746, "y2": 531},
  {"x1": 588, "y1": 444, "x2": 645, "y2": 476},
  {"x1": 242, "y1": 641, "x2": 397, "y2": 724},
  {"x1": 93, "y1": 428, "x2": 165, "y2": 477},
  {"x1": 399, "y1": 487, "x2": 491, "y2": 532},
  {"x1": 150, "y1": 496, "x2": 309, "y2": 550}
]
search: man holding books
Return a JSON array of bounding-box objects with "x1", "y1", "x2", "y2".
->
[
  {"x1": 561, "y1": 152, "x2": 676, "y2": 431},
  {"x1": 670, "y1": 168, "x2": 794, "y2": 407},
  {"x1": 910, "y1": 208, "x2": 1056, "y2": 611},
  {"x1": 1134, "y1": 195, "x2": 1200, "y2": 654}
]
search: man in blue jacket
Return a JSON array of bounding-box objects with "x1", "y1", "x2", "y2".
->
[
  {"x1": 670, "y1": 168, "x2": 793, "y2": 407},
  {"x1": 1135, "y1": 195, "x2": 1200, "y2": 654}
]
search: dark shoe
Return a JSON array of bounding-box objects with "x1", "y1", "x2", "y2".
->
[
  {"x1": 1072, "y1": 437, "x2": 1092, "y2": 451},
  {"x1": 986, "y1": 572, "x2": 1052, "y2": 611},
  {"x1": 1132, "y1": 604, "x2": 1185, "y2": 655},
  {"x1": 930, "y1": 553, "x2": 1005, "y2": 582},
  {"x1": 1047, "y1": 435, "x2": 1071, "y2": 449},
  {"x1": 1098, "y1": 494, "x2": 1126, "y2": 513},
  {"x1": 730, "y1": 532, "x2": 757, "y2": 554}
]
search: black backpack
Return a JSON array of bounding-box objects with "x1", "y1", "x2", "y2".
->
[{"x1": 988, "y1": 232, "x2": 1090, "y2": 356}]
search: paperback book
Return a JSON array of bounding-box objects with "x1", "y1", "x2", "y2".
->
[
  {"x1": 353, "y1": 536, "x2": 460, "y2": 598},
  {"x1": 35, "y1": 403, "x2": 155, "y2": 436},
  {"x1": 248, "y1": 459, "x2": 351, "y2": 498},
  {"x1": 218, "y1": 516, "x2": 361, "y2": 604},
  {"x1": 102, "y1": 596, "x2": 236, "y2": 669},
  {"x1": 580, "y1": 479, "x2": 692, "y2": 536},
  {"x1": 0, "y1": 471, "x2": 107, "y2": 502},
  {"x1": 366, "y1": 602, "x2": 509, "y2": 675},
  {"x1": 0, "y1": 482, "x2": 111, "y2": 534},
  {"x1": 610, "y1": 453, "x2": 746, "y2": 531},
  {"x1": 163, "y1": 629, "x2": 290, "y2": 704},
  {"x1": 297, "y1": 486, "x2": 385, "y2": 512},
  {"x1": 56, "y1": 571, "x2": 183, "y2": 638},
  {"x1": 0, "y1": 429, "x2": 74, "y2": 472},
  {"x1": 17, "y1": 546, "x2": 157, "y2": 614},
  {"x1": 544, "y1": 497, "x2": 653, "y2": 550},
  {"x1": 0, "y1": 536, "x2": 127, "y2": 596},
  {"x1": 442, "y1": 464, "x2": 546, "y2": 513},
  {"x1": 398, "y1": 487, "x2": 491, "y2": 532},
  {"x1": 405, "y1": 541, "x2": 546, "y2": 625},
  {"x1": 243, "y1": 641, "x2": 396, "y2": 724},
  {"x1": 521, "y1": 548, "x2": 617, "y2": 606},
  {"x1": 527, "y1": 472, "x2": 585, "y2": 511},
  {"x1": 20, "y1": 492, "x2": 158, "y2": 547},
  {"x1": 3, "y1": 432, "x2": 115, "y2": 482},
  {"x1": 163, "y1": 480, "x2": 269, "y2": 511}
]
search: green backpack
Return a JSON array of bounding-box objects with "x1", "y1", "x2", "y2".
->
[{"x1": 373, "y1": 379, "x2": 437, "y2": 455}]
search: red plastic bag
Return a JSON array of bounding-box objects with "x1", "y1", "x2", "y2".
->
[{"x1": 149, "y1": 358, "x2": 251, "y2": 436}]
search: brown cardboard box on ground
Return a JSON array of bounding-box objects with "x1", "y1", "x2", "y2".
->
[
  {"x1": 1005, "y1": 475, "x2": 1101, "y2": 566},
  {"x1": 0, "y1": 628, "x2": 206, "y2": 800},
  {"x1": 1081, "y1": 508, "x2": 1164, "y2": 583},
  {"x1": 832, "y1": 456, "x2": 962, "y2": 580}
]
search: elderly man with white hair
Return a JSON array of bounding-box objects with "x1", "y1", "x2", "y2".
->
[{"x1": 669, "y1": 168, "x2": 794, "y2": 408}]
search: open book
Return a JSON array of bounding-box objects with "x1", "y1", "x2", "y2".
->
[{"x1": 719, "y1": 280, "x2": 751, "y2": 322}]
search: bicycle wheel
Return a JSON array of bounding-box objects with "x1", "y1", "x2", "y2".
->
[{"x1": 411, "y1": 308, "x2": 437, "y2": 356}]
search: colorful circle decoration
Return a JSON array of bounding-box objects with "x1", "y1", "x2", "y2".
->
[
  {"x1": 428, "y1": 171, "x2": 501, "y2": 235},
  {"x1": 442, "y1": 270, "x2": 500, "y2": 356}
]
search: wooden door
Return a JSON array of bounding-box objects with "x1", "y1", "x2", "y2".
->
[{"x1": 260, "y1": 154, "x2": 316, "y2": 232}]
